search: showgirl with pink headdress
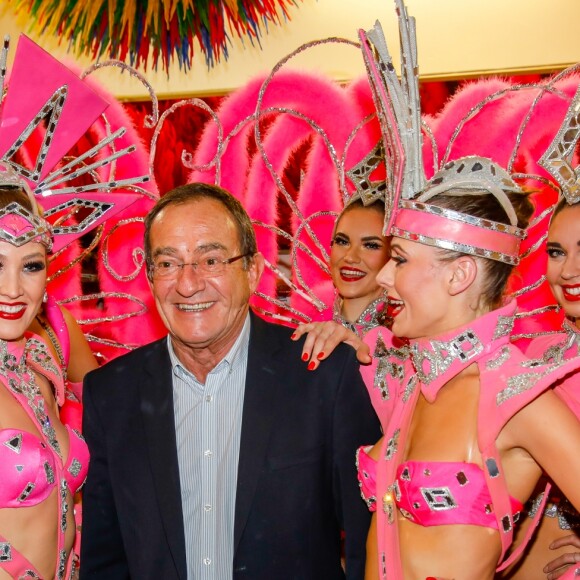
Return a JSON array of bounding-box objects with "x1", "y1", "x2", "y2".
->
[
  {"x1": 0, "y1": 32, "x2": 164, "y2": 578},
  {"x1": 283, "y1": 2, "x2": 580, "y2": 578}
]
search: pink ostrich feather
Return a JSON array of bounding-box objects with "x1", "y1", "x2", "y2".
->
[
  {"x1": 190, "y1": 70, "x2": 379, "y2": 325},
  {"x1": 49, "y1": 60, "x2": 164, "y2": 360},
  {"x1": 427, "y1": 75, "x2": 580, "y2": 344}
]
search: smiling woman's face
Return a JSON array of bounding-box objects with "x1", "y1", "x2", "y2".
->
[
  {"x1": 375, "y1": 237, "x2": 456, "y2": 340},
  {"x1": 0, "y1": 239, "x2": 47, "y2": 342},
  {"x1": 546, "y1": 203, "x2": 580, "y2": 322},
  {"x1": 329, "y1": 205, "x2": 390, "y2": 318}
]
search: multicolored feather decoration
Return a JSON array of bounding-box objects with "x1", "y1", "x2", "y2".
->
[{"x1": 9, "y1": 0, "x2": 301, "y2": 70}]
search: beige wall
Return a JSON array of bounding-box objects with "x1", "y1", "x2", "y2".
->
[{"x1": 2, "y1": 0, "x2": 579, "y2": 100}]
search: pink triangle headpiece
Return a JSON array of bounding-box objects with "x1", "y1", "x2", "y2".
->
[
  {"x1": 0, "y1": 35, "x2": 150, "y2": 254},
  {"x1": 0, "y1": 161, "x2": 52, "y2": 250}
]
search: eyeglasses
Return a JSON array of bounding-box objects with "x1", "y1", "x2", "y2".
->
[{"x1": 149, "y1": 253, "x2": 252, "y2": 279}]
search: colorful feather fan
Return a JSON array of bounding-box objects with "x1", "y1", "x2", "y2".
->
[{"x1": 9, "y1": 0, "x2": 301, "y2": 70}]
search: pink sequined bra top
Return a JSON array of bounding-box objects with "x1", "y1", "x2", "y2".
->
[
  {"x1": 357, "y1": 447, "x2": 523, "y2": 528},
  {"x1": 0, "y1": 335, "x2": 89, "y2": 508},
  {"x1": 0, "y1": 334, "x2": 89, "y2": 579},
  {"x1": 0, "y1": 425, "x2": 88, "y2": 508}
]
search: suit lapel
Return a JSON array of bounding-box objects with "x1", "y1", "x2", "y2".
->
[
  {"x1": 139, "y1": 339, "x2": 187, "y2": 580},
  {"x1": 234, "y1": 314, "x2": 282, "y2": 552}
]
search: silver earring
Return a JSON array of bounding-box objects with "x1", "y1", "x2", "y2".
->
[{"x1": 43, "y1": 290, "x2": 48, "y2": 303}]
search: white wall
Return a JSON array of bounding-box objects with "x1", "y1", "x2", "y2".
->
[{"x1": 2, "y1": 0, "x2": 579, "y2": 100}]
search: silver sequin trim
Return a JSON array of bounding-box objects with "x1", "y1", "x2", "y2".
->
[
  {"x1": 420, "y1": 487, "x2": 458, "y2": 510},
  {"x1": 401, "y1": 374, "x2": 417, "y2": 403},
  {"x1": 4, "y1": 433, "x2": 23, "y2": 453},
  {"x1": 18, "y1": 482, "x2": 35, "y2": 502},
  {"x1": 412, "y1": 330, "x2": 483, "y2": 384},
  {"x1": 68, "y1": 458, "x2": 82, "y2": 478},
  {"x1": 0, "y1": 542, "x2": 12, "y2": 562},
  {"x1": 60, "y1": 480, "x2": 68, "y2": 533},
  {"x1": 496, "y1": 371, "x2": 546, "y2": 405},
  {"x1": 493, "y1": 315, "x2": 515, "y2": 340},
  {"x1": 486, "y1": 346, "x2": 511, "y2": 370},
  {"x1": 372, "y1": 335, "x2": 410, "y2": 401},
  {"x1": 44, "y1": 461, "x2": 55, "y2": 485},
  {"x1": 385, "y1": 429, "x2": 400, "y2": 461}
]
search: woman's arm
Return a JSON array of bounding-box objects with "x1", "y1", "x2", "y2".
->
[{"x1": 507, "y1": 389, "x2": 580, "y2": 511}]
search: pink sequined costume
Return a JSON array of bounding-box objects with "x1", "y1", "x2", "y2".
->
[
  {"x1": 518, "y1": 323, "x2": 580, "y2": 539},
  {"x1": 358, "y1": 301, "x2": 580, "y2": 578},
  {"x1": 527, "y1": 320, "x2": 580, "y2": 419},
  {"x1": 0, "y1": 335, "x2": 89, "y2": 579},
  {"x1": 332, "y1": 294, "x2": 390, "y2": 337},
  {"x1": 39, "y1": 295, "x2": 84, "y2": 432}
]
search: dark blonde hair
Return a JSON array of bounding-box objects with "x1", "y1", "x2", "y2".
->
[
  {"x1": 333, "y1": 199, "x2": 385, "y2": 236},
  {"x1": 0, "y1": 187, "x2": 35, "y2": 212},
  {"x1": 428, "y1": 189, "x2": 534, "y2": 309}
]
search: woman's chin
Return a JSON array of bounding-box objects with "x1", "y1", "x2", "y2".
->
[{"x1": 391, "y1": 319, "x2": 407, "y2": 339}]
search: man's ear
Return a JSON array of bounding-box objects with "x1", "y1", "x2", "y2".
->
[
  {"x1": 447, "y1": 256, "x2": 478, "y2": 296},
  {"x1": 248, "y1": 252, "x2": 265, "y2": 293}
]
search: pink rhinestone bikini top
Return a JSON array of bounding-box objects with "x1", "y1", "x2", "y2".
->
[
  {"x1": 0, "y1": 336, "x2": 89, "y2": 509},
  {"x1": 0, "y1": 426, "x2": 88, "y2": 508},
  {"x1": 394, "y1": 460, "x2": 523, "y2": 528},
  {"x1": 357, "y1": 447, "x2": 523, "y2": 528}
]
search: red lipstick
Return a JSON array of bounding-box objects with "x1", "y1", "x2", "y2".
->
[
  {"x1": 0, "y1": 302, "x2": 27, "y2": 320},
  {"x1": 387, "y1": 296, "x2": 404, "y2": 317},
  {"x1": 339, "y1": 267, "x2": 366, "y2": 282},
  {"x1": 562, "y1": 285, "x2": 580, "y2": 302}
]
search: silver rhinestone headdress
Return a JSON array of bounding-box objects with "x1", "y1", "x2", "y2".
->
[
  {"x1": 359, "y1": 3, "x2": 424, "y2": 228},
  {"x1": 0, "y1": 161, "x2": 53, "y2": 250},
  {"x1": 538, "y1": 84, "x2": 580, "y2": 205},
  {"x1": 0, "y1": 36, "x2": 151, "y2": 254},
  {"x1": 418, "y1": 156, "x2": 524, "y2": 227},
  {"x1": 0, "y1": 201, "x2": 52, "y2": 250},
  {"x1": 359, "y1": 1, "x2": 526, "y2": 263},
  {"x1": 345, "y1": 141, "x2": 387, "y2": 208}
]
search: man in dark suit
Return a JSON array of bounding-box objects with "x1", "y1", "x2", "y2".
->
[{"x1": 80, "y1": 183, "x2": 380, "y2": 579}]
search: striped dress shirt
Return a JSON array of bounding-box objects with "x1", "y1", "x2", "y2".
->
[{"x1": 168, "y1": 315, "x2": 250, "y2": 579}]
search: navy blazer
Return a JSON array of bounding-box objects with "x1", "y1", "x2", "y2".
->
[{"x1": 80, "y1": 313, "x2": 380, "y2": 579}]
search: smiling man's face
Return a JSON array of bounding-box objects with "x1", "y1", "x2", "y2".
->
[{"x1": 148, "y1": 198, "x2": 262, "y2": 362}]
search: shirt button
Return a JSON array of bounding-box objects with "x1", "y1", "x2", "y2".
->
[
  {"x1": 205, "y1": 395, "x2": 212, "y2": 403},
  {"x1": 204, "y1": 504, "x2": 212, "y2": 512},
  {"x1": 204, "y1": 449, "x2": 213, "y2": 458},
  {"x1": 203, "y1": 558, "x2": 211, "y2": 566}
]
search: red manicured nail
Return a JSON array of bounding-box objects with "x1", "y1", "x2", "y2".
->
[
  {"x1": 291, "y1": 333, "x2": 297, "y2": 339},
  {"x1": 307, "y1": 361, "x2": 316, "y2": 371},
  {"x1": 317, "y1": 352, "x2": 325, "y2": 360},
  {"x1": 301, "y1": 352, "x2": 309, "y2": 361}
]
